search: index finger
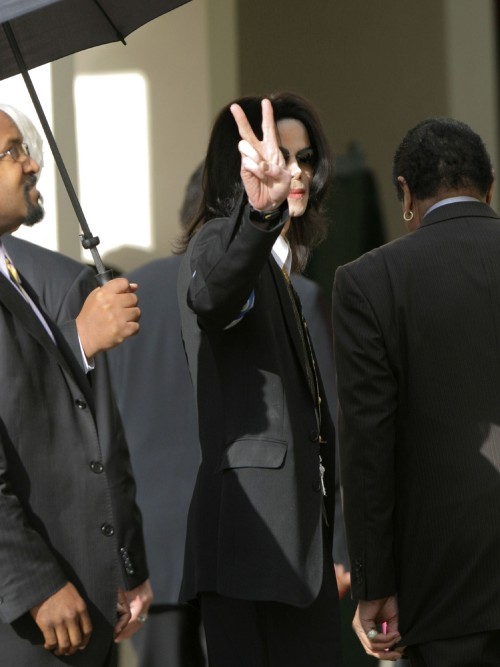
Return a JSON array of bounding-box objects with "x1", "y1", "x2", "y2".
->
[{"x1": 230, "y1": 103, "x2": 258, "y2": 145}]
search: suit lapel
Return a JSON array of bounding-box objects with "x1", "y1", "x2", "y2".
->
[
  {"x1": 0, "y1": 273, "x2": 94, "y2": 410},
  {"x1": 269, "y1": 259, "x2": 314, "y2": 392}
]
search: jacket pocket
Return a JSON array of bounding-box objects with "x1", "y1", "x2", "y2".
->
[{"x1": 220, "y1": 438, "x2": 287, "y2": 470}]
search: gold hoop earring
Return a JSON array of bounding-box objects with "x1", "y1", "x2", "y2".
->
[{"x1": 403, "y1": 210, "x2": 414, "y2": 222}]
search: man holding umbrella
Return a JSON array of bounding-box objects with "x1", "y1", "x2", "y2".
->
[{"x1": 0, "y1": 103, "x2": 151, "y2": 666}]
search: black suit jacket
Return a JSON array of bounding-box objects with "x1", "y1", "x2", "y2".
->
[
  {"x1": 333, "y1": 201, "x2": 500, "y2": 645},
  {"x1": 292, "y1": 274, "x2": 348, "y2": 569},
  {"x1": 178, "y1": 200, "x2": 338, "y2": 608},
  {"x1": 108, "y1": 254, "x2": 200, "y2": 605},
  {"x1": 0, "y1": 236, "x2": 148, "y2": 666}
]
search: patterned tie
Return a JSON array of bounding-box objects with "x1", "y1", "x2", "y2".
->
[{"x1": 5, "y1": 255, "x2": 29, "y2": 299}]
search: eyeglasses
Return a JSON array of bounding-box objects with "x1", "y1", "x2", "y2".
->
[{"x1": 0, "y1": 142, "x2": 31, "y2": 163}]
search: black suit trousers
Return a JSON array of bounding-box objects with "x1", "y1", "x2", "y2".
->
[
  {"x1": 406, "y1": 631, "x2": 500, "y2": 667},
  {"x1": 199, "y1": 542, "x2": 342, "y2": 667}
]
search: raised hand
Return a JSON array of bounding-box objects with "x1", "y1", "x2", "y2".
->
[{"x1": 230, "y1": 98, "x2": 291, "y2": 212}]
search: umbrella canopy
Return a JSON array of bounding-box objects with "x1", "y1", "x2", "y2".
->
[
  {"x1": 0, "y1": 0, "x2": 191, "y2": 281},
  {"x1": 0, "y1": 0, "x2": 191, "y2": 80}
]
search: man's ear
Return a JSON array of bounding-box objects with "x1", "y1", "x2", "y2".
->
[
  {"x1": 486, "y1": 171, "x2": 494, "y2": 205},
  {"x1": 397, "y1": 176, "x2": 413, "y2": 216}
]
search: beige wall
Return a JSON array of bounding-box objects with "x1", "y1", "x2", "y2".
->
[
  {"x1": 24, "y1": 0, "x2": 499, "y2": 269},
  {"x1": 444, "y1": 0, "x2": 499, "y2": 211},
  {"x1": 238, "y1": 0, "x2": 498, "y2": 241},
  {"x1": 51, "y1": 0, "x2": 239, "y2": 270}
]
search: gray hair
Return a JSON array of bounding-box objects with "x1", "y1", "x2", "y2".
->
[{"x1": 0, "y1": 103, "x2": 44, "y2": 172}]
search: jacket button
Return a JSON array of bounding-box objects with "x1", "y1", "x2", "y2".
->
[
  {"x1": 90, "y1": 461, "x2": 104, "y2": 474},
  {"x1": 101, "y1": 523, "x2": 115, "y2": 537},
  {"x1": 75, "y1": 398, "x2": 87, "y2": 410},
  {"x1": 309, "y1": 429, "x2": 319, "y2": 442}
]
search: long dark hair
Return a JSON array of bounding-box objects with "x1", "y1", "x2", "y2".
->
[
  {"x1": 176, "y1": 96, "x2": 263, "y2": 252},
  {"x1": 270, "y1": 91, "x2": 332, "y2": 271},
  {"x1": 177, "y1": 92, "x2": 333, "y2": 272}
]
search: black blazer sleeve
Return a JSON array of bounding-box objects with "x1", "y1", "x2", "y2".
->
[
  {"x1": 187, "y1": 201, "x2": 287, "y2": 330},
  {"x1": 332, "y1": 263, "x2": 397, "y2": 600}
]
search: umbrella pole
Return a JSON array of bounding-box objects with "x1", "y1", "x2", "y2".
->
[{"x1": 3, "y1": 22, "x2": 112, "y2": 285}]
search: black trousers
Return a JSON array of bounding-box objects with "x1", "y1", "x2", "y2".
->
[
  {"x1": 104, "y1": 641, "x2": 118, "y2": 667},
  {"x1": 131, "y1": 604, "x2": 207, "y2": 667},
  {"x1": 199, "y1": 551, "x2": 342, "y2": 667},
  {"x1": 406, "y1": 630, "x2": 500, "y2": 667}
]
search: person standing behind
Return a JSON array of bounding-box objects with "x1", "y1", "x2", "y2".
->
[
  {"x1": 177, "y1": 93, "x2": 342, "y2": 667},
  {"x1": 107, "y1": 164, "x2": 207, "y2": 667},
  {"x1": 333, "y1": 118, "x2": 500, "y2": 666},
  {"x1": 0, "y1": 104, "x2": 150, "y2": 666}
]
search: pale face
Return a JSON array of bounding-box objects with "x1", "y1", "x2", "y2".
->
[
  {"x1": 0, "y1": 112, "x2": 42, "y2": 236},
  {"x1": 277, "y1": 118, "x2": 314, "y2": 219}
]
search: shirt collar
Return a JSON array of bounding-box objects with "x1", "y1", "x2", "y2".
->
[
  {"x1": 425, "y1": 196, "x2": 481, "y2": 218},
  {"x1": 0, "y1": 240, "x2": 11, "y2": 280},
  {"x1": 272, "y1": 234, "x2": 292, "y2": 275}
]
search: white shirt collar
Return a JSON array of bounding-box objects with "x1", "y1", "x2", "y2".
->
[
  {"x1": 0, "y1": 240, "x2": 13, "y2": 281},
  {"x1": 425, "y1": 196, "x2": 481, "y2": 218},
  {"x1": 272, "y1": 234, "x2": 292, "y2": 275}
]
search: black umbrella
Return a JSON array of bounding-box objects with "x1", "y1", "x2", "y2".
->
[{"x1": 0, "y1": 0, "x2": 191, "y2": 282}]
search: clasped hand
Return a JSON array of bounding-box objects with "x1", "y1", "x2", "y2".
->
[
  {"x1": 230, "y1": 98, "x2": 291, "y2": 212},
  {"x1": 30, "y1": 584, "x2": 134, "y2": 656},
  {"x1": 76, "y1": 277, "x2": 140, "y2": 359}
]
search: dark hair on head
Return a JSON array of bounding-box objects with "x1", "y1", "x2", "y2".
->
[
  {"x1": 177, "y1": 92, "x2": 333, "y2": 272},
  {"x1": 177, "y1": 96, "x2": 263, "y2": 252},
  {"x1": 270, "y1": 91, "x2": 333, "y2": 272},
  {"x1": 179, "y1": 162, "x2": 204, "y2": 230},
  {"x1": 392, "y1": 117, "x2": 493, "y2": 201}
]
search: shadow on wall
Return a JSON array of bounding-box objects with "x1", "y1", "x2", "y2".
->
[{"x1": 102, "y1": 246, "x2": 160, "y2": 275}]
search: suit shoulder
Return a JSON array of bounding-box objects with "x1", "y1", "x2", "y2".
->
[
  {"x1": 127, "y1": 255, "x2": 182, "y2": 284},
  {"x1": 291, "y1": 273, "x2": 322, "y2": 298},
  {"x1": 4, "y1": 235, "x2": 90, "y2": 282},
  {"x1": 337, "y1": 232, "x2": 415, "y2": 278}
]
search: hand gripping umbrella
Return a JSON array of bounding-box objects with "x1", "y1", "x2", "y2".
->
[{"x1": 0, "y1": 0, "x2": 191, "y2": 283}]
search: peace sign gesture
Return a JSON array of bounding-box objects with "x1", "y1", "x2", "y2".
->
[{"x1": 230, "y1": 98, "x2": 291, "y2": 212}]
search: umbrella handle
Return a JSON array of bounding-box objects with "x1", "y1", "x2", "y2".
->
[
  {"x1": 3, "y1": 21, "x2": 111, "y2": 285},
  {"x1": 79, "y1": 235, "x2": 114, "y2": 285}
]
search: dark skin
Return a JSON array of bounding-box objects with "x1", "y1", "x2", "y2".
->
[
  {"x1": 397, "y1": 176, "x2": 495, "y2": 231},
  {"x1": 352, "y1": 174, "x2": 496, "y2": 663},
  {"x1": 30, "y1": 585, "x2": 131, "y2": 656},
  {"x1": 0, "y1": 111, "x2": 150, "y2": 655}
]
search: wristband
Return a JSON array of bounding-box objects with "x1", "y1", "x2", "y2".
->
[{"x1": 249, "y1": 203, "x2": 283, "y2": 223}]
